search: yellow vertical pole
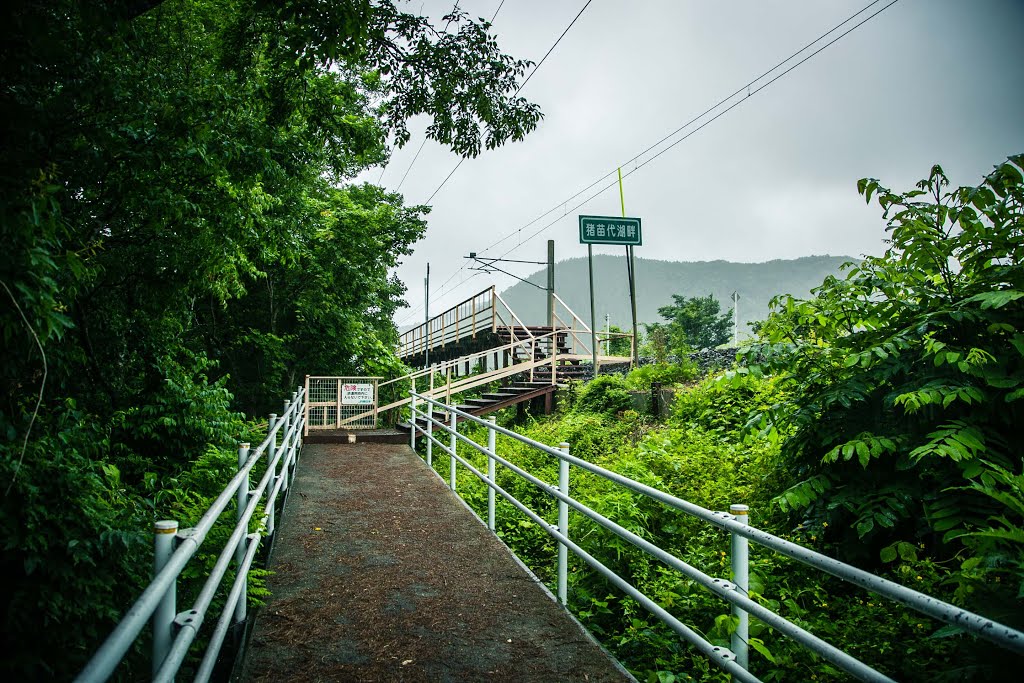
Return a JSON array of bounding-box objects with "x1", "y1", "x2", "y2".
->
[
  {"x1": 618, "y1": 167, "x2": 626, "y2": 217},
  {"x1": 620, "y1": 168, "x2": 640, "y2": 368}
]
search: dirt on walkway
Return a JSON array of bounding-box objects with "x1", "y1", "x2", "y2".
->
[{"x1": 240, "y1": 442, "x2": 635, "y2": 683}]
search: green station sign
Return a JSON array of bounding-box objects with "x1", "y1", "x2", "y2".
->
[{"x1": 578, "y1": 215, "x2": 642, "y2": 246}]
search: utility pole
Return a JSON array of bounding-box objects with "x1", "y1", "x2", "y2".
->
[
  {"x1": 619, "y1": 168, "x2": 640, "y2": 368},
  {"x1": 732, "y1": 290, "x2": 739, "y2": 347},
  {"x1": 547, "y1": 240, "x2": 555, "y2": 331},
  {"x1": 605, "y1": 313, "x2": 610, "y2": 355},
  {"x1": 588, "y1": 244, "x2": 597, "y2": 373},
  {"x1": 424, "y1": 263, "x2": 430, "y2": 366}
]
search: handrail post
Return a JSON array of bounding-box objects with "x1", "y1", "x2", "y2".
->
[
  {"x1": 551, "y1": 334, "x2": 557, "y2": 385},
  {"x1": 303, "y1": 375, "x2": 310, "y2": 437},
  {"x1": 152, "y1": 519, "x2": 178, "y2": 678},
  {"x1": 234, "y1": 443, "x2": 251, "y2": 627},
  {"x1": 266, "y1": 415, "x2": 278, "y2": 535},
  {"x1": 731, "y1": 503, "x2": 750, "y2": 672},
  {"x1": 557, "y1": 442, "x2": 570, "y2": 605},
  {"x1": 487, "y1": 417, "x2": 497, "y2": 531},
  {"x1": 410, "y1": 380, "x2": 417, "y2": 450},
  {"x1": 294, "y1": 388, "x2": 303, "y2": 479},
  {"x1": 426, "y1": 394, "x2": 433, "y2": 468},
  {"x1": 280, "y1": 402, "x2": 291, "y2": 492},
  {"x1": 449, "y1": 410, "x2": 457, "y2": 491},
  {"x1": 445, "y1": 366, "x2": 452, "y2": 406}
]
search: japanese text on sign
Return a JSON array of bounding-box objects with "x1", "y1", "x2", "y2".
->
[
  {"x1": 341, "y1": 383, "x2": 374, "y2": 405},
  {"x1": 578, "y1": 216, "x2": 642, "y2": 246}
]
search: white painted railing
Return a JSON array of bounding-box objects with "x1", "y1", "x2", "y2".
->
[
  {"x1": 76, "y1": 388, "x2": 306, "y2": 683},
  {"x1": 408, "y1": 391, "x2": 1024, "y2": 682}
]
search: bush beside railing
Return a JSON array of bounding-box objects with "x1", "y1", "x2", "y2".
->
[{"x1": 76, "y1": 388, "x2": 306, "y2": 683}]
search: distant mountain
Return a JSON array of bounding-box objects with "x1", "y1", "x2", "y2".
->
[{"x1": 498, "y1": 255, "x2": 854, "y2": 340}]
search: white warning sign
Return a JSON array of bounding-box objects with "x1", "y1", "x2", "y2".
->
[{"x1": 341, "y1": 383, "x2": 374, "y2": 405}]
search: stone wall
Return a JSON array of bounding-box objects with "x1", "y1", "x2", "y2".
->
[{"x1": 598, "y1": 347, "x2": 740, "y2": 378}]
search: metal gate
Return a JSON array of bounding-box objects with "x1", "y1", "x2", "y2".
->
[{"x1": 304, "y1": 376, "x2": 381, "y2": 434}]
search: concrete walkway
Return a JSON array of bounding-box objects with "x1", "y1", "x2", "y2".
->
[{"x1": 241, "y1": 442, "x2": 634, "y2": 682}]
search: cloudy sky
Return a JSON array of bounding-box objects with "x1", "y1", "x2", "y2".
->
[{"x1": 367, "y1": 0, "x2": 1024, "y2": 328}]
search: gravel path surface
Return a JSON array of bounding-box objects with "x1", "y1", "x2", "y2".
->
[{"x1": 241, "y1": 442, "x2": 635, "y2": 682}]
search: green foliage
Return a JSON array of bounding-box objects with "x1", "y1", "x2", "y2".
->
[
  {"x1": 732, "y1": 156, "x2": 1024, "y2": 622},
  {"x1": 605, "y1": 324, "x2": 634, "y2": 356},
  {"x1": 573, "y1": 375, "x2": 634, "y2": 415},
  {"x1": 0, "y1": 404, "x2": 150, "y2": 681},
  {"x1": 641, "y1": 324, "x2": 671, "y2": 364},
  {"x1": 422, "y1": 355, "x2": 1021, "y2": 680},
  {"x1": 656, "y1": 294, "x2": 733, "y2": 352},
  {"x1": 624, "y1": 362, "x2": 698, "y2": 393},
  {"x1": 1, "y1": 1, "x2": 541, "y2": 678},
  {"x1": 111, "y1": 351, "x2": 247, "y2": 478}
]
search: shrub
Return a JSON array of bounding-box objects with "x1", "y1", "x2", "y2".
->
[
  {"x1": 574, "y1": 375, "x2": 633, "y2": 415},
  {"x1": 624, "y1": 362, "x2": 698, "y2": 392}
]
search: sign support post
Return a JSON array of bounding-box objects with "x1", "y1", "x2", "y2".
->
[
  {"x1": 424, "y1": 263, "x2": 430, "y2": 367},
  {"x1": 619, "y1": 168, "x2": 640, "y2": 369},
  {"x1": 587, "y1": 244, "x2": 598, "y2": 374},
  {"x1": 578, "y1": 208, "x2": 642, "y2": 370}
]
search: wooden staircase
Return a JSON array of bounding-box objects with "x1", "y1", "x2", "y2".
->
[
  {"x1": 402, "y1": 381, "x2": 556, "y2": 435},
  {"x1": 398, "y1": 326, "x2": 590, "y2": 436},
  {"x1": 495, "y1": 325, "x2": 590, "y2": 383}
]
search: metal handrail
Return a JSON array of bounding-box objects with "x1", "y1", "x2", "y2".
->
[
  {"x1": 493, "y1": 289, "x2": 535, "y2": 339},
  {"x1": 381, "y1": 331, "x2": 538, "y2": 390},
  {"x1": 552, "y1": 292, "x2": 592, "y2": 334},
  {"x1": 399, "y1": 286, "x2": 495, "y2": 358},
  {"x1": 76, "y1": 387, "x2": 307, "y2": 683},
  {"x1": 408, "y1": 391, "x2": 1024, "y2": 682},
  {"x1": 370, "y1": 331, "x2": 561, "y2": 423}
]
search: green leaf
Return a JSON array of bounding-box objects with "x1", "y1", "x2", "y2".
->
[
  {"x1": 749, "y1": 637, "x2": 776, "y2": 663},
  {"x1": 856, "y1": 518, "x2": 875, "y2": 538},
  {"x1": 897, "y1": 541, "x2": 918, "y2": 561},
  {"x1": 931, "y1": 624, "x2": 966, "y2": 639}
]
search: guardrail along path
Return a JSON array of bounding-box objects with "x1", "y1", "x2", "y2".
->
[{"x1": 241, "y1": 442, "x2": 633, "y2": 682}]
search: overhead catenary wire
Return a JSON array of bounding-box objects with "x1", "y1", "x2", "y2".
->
[
  {"x1": 376, "y1": 0, "x2": 461, "y2": 189},
  {"x1": 399, "y1": 0, "x2": 897, "y2": 326},
  {"x1": 479, "y1": 0, "x2": 888, "y2": 259},
  {"x1": 424, "y1": 0, "x2": 594, "y2": 205},
  {"x1": 398, "y1": 0, "x2": 597, "y2": 325},
  {"x1": 495, "y1": 0, "x2": 899, "y2": 261}
]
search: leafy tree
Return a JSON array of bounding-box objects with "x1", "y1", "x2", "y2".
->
[
  {"x1": 605, "y1": 323, "x2": 633, "y2": 356},
  {"x1": 657, "y1": 294, "x2": 732, "y2": 351},
  {"x1": 0, "y1": 1, "x2": 542, "y2": 677},
  {"x1": 735, "y1": 157, "x2": 1024, "y2": 632},
  {"x1": 641, "y1": 323, "x2": 671, "y2": 363}
]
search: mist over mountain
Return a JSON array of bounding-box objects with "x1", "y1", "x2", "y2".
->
[{"x1": 498, "y1": 255, "x2": 854, "y2": 340}]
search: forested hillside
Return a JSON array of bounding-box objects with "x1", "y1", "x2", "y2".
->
[
  {"x1": 499, "y1": 255, "x2": 851, "y2": 338},
  {"x1": 0, "y1": 1, "x2": 539, "y2": 678}
]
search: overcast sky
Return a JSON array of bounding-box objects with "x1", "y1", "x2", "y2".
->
[{"x1": 367, "y1": 0, "x2": 1024, "y2": 328}]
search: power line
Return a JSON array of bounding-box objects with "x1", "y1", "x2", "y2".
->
[
  {"x1": 424, "y1": 0, "x2": 594, "y2": 205},
  {"x1": 491, "y1": 0, "x2": 505, "y2": 23},
  {"x1": 406, "y1": 0, "x2": 598, "y2": 317},
  {"x1": 516, "y1": 0, "x2": 592, "y2": 96},
  {"x1": 396, "y1": 271, "x2": 481, "y2": 327},
  {"x1": 402, "y1": 0, "x2": 898, "y2": 324},
  {"x1": 494, "y1": 0, "x2": 898, "y2": 260},
  {"x1": 376, "y1": 1, "x2": 461, "y2": 189},
  {"x1": 479, "y1": 0, "x2": 888, "y2": 259},
  {"x1": 395, "y1": 137, "x2": 427, "y2": 191}
]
